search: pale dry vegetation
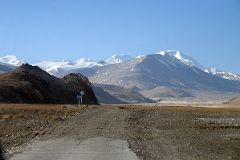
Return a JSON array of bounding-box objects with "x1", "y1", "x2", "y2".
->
[
  {"x1": 0, "y1": 104, "x2": 80, "y2": 154},
  {"x1": 0, "y1": 103, "x2": 240, "y2": 160}
]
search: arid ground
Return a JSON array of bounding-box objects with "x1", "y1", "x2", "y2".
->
[{"x1": 0, "y1": 103, "x2": 240, "y2": 160}]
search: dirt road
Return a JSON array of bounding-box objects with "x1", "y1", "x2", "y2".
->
[
  {"x1": 1, "y1": 105, "x2": 240, "y2": 160},
  {"x1": 10, "y1": 137, "x2": 139, "y2": 160}
]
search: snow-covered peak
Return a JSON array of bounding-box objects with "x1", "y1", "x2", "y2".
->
[
  {"x1": 0, "y1": 55, "x2": 23, "y2": 66},
  {"x1": 158, "y1": 50, "x2": 182, "y2": 58},
  {"x1": 74, "y1": 58, "x2": 104, "y2": 68},
  {"x1": 136, "y1": 55, "x2": 145, "y2": 59},
  {"x1": 204, "y1": 67, "x2": 240, "y2": 81},
  {"x1": 157, "y1": 50, "x2": 204, "y2": 69},
  {"x1": 204, "y1": 67, "x2": 218, "y2": 74},
  {"x1": 75, "y1": 58, "x2": 95, "y2": 63},
  {"x1": 34, "y1": 58, "x2": 104, "y2": 76},
  {"x1": 34, "y1": 60, "x2": 71, "y2": 70},
  {"x1": 214, "y1": 72, "x2": 240, "y2": 81},
  {"x1": 105, "y1": 54, "x2": 134, "y2": 64},
  {"x1": 174, "y1": 51, "x2": 182, "y2": 60},
  {"x1": 158, "y1": 50, "x2": 190, "y2": 64}
]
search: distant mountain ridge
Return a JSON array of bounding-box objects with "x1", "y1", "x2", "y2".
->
[
  {"x1": 157, "y1": 50, "x2": 204, "y2": 70},
  {"x1": 204, "y1": 67, "x2": 240, "y2": 81},
  {"x1": 34, "y1": 59, "x2": 105, "y2": 76},
  {"x1": 105, "y1": 54, "x2": 134, "y2": 64},
  {"x1": 93, "y1": 83, "x2": 154, "y2": 103},
  {"x1": 0, "y1": 63, "x2": 15, "y2": 73},
  {"x1": 0, "y1": 64, "x2": 150, "y2": 104},
  {"x1": 228, "y1": 96, "x2": 240, "y2": 105},
  {"x1": 32, "y1": 55, "x2": 134, "y2": 77},
  {"x1": 1, "y1": 51, "x2": 240, "y2": 103},
  {"x1": 1, "y1": 51, "x2": 239, "y2": 81},
  {"x1": 0, "y1": 55, "x2": 23, "y2": 66},
  {"x1": 75, "y1": 53, "x2": 240, "y2": 100}
]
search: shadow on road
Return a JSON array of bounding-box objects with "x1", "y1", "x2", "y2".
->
[{"x1": 0, "y1": 145, "x2": 4, "y2": 160}]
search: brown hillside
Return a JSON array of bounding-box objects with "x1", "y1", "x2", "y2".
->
[
  {"x1": 0, "y1": 64, "x2": 98, "y2": 104},
  {"x1": 228, "y1": 96, "x2": 240, "y2": 105}
]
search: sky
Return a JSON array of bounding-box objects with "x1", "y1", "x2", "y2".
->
[{"x1": 0, "y1": 0, "x2": 240, "y2": 73}]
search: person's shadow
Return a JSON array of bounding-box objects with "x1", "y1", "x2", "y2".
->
[{"x1": 0, "y1": 145, "x2": 4, "y2": 160}]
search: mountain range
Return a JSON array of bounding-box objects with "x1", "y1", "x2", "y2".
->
[
  {"x1": 76, "y1": 53, "x2": 240, "y2": 100},
  {"x1": 1, "y1": 51, "x2": 239, "y2": 81},
  {"x1": 1, "y1": 51, "x2": 240, "y2": 103}
]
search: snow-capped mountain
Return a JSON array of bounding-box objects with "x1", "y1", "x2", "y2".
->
[
  {"x1": 157, "y1": 50, "x2": 240, "y2": 81},
  {"x1": 0, "y1": 63, "x2": 15, "y2": 73},
  {"x1": 215, "y1": 72, "x2": 240, "y2": 81},
  {"x1": 0, "y1": 54, "x2": 134, "y2": 76},
  {"x1": 1, "y1": 51, "x2": 240, "y2": 103},
  {"x1": 33, "y1": 55, "x2": 133, "y2": 76},
  {"x1": 204, "y1": 68, "x2": 240, "y2": 81},
  {"x1": 1, "y1": 51, "x2": 239, "y2": 81},
  {"x1": 75, "y1": 53, "x2": 240, "y2": 100},
  {"x1": 34, "y1": 58, "x2": 105, "y2": 76},
  {"x1": 105, "y1": 54, "x2": 133, "y2": 64},
  {"x1": 0, "y1": 55, "x2": 23, "y2": 73},
  {"x1": 157, "y1": 50, "x2": 204, "y2": 70},
  {"x1": 0, "y1": 55, "x2": 23, "y2": 66}
]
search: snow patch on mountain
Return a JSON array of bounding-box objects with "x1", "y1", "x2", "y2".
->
[
  {"x1": 2, "y1": 52, "x2": 240, "y2": 81},
  {"x1": 74, "y1": 58, "x2": 105, "y2": 68},
  {"x1": 136, "y1": 55, "x2": 144, "y2": 59},
  {"x1": 205, "y1": 67, "x2": 240, "y2": 81},
  {"x1": 157, "y1": 50, "x2": 204, "y2": 69},
  {"x1": 35, "y1": 54, "x2": 134, "y2": 75},
  {"x1": 218, "y1": 72, "x2": 240, "y2": 81},
  {"x1": 34, "y1": 60, "x2": 71, "y2": 70},
  {"x1": 0, "y1": 55, "x2": 23, "y2": 66},
  {"x1": 105, "y1": 55, "x2": 133, "y2": 64},
  {"x1": 34, "y1": 58, "x2": 105, "y2": 75}
]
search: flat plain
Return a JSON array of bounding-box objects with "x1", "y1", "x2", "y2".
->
[{"x1": 0, "y1": 103, "x2": 240, "y2": 160}]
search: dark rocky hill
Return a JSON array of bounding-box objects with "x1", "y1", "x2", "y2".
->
[{"x1": 0, "y1": 64, "x2": 98, "y2": 104}]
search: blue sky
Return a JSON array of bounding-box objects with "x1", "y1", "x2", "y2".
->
[{"x1": 0, "y1": 0, "x2": 240, "y2": 73}]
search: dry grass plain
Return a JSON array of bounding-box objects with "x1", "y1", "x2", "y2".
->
[
  {"x1": 0, "y1": 103, "x2": 240, "y2": 160},
  {"x1": 0, "y1": 104, "x2": 81, "y2": 154}
]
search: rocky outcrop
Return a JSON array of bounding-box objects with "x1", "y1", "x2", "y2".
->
[{"x1": 0, "y1": 64, "x2": 98, "y2": 104}]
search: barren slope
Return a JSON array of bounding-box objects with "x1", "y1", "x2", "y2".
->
[
  {"x1": 228, "y1": 96, "x2": 240, "y2": 105},
  {"x1": 75, "y1": 54, "x2": 240, "y2": 100}
]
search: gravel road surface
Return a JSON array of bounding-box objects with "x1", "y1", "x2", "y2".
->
[{"x1": 10, "y1": 137, "x2": 138, "y2": 160}]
